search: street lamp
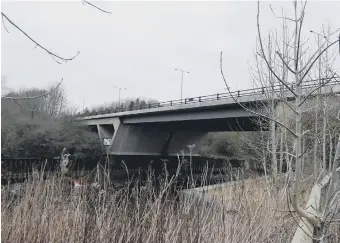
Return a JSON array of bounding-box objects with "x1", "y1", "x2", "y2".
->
[
  {"x1": 113, "y1": 86, "x2": 127, "y2": 106},
  {"x1": 76, "y1": 97, "x2": 85, "y2": 113},
  {"x1": 174, "y1": 68, "x2": 190, "y2": 103}
]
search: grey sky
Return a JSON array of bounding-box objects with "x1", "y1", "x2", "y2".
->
[{"x1": 1, "y1": 1, "x2": 340, "y2": 110}]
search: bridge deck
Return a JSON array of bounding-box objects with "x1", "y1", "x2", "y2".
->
[{"x1": 77, "y1": 80, "x2": 340, "y2": 121}]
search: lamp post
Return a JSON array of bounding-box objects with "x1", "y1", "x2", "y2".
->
[
  {"x1": 76, "y1": 97, "x2": 85, "y2": 113},
  {"x1": 174, "y1": 68, "x2": 190, "y2": 103},
  {"x1": 113, "y1": 86, "x2": 127, "y2": 106}
]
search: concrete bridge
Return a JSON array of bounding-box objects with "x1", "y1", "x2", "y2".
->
[{"x1": 77, "y1": 80, "x2": 340, "y2": 156}]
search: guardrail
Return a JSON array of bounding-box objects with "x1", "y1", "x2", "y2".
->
[{"x1": 77, "y1": 78, "x2": 339, "y2": 117}]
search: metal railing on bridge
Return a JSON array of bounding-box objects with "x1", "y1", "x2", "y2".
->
[{"x1": 78, "y1": 78, "x2": 339, "y2": 117}]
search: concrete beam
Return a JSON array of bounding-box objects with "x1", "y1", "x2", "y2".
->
[
  {"x1": 123, "y1": 107, "x2": 255, "y2": 124},
  {"x1": 79, "y1": 117, "x2": 120, "y2": 126}
]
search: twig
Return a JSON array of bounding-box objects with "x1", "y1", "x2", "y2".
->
[
  {"x1": 83, "y1": 0, "x2": 112, "y2": 14},
  {"x1": 1, "y1": 13, "x2": 79, "y2": 63},
  {"x1": 295, "y1": 1, "x2": 307, "y2": 71},
  {"x1": 299, "y1": 72, "x2": 338, "y2": 107},
  {"x1": 298, "y1": 42, "x2": 327, "y2": 76},
  {"x1": 273, "y1": 95, "x2": 299, "y2": 115},
  {"x1": 269, "y1": 4, "x2": 301, "y2": 22},
  {"x1": 2, "y1": 78, "x2": 63, "y2": 100},
  {"x1": 276, "y1": 51, "x2": 296, "y2": 74},
  {"x1": 2, "y1": 14, "x2": 9, "y2": 33},
  {"x1": 13, "y1": 99, "x2": 37, "y2": 112}
]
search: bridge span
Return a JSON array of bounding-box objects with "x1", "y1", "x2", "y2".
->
[{"x1": 77, "y1": 80, "x2": 340, "y2": 156}]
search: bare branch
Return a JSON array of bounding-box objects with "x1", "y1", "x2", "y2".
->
[
  {"x1": 257, "y1": 1, "x2": 297, "y2": 96},
  {"x1": 299, "y1": 39, "x2": 339, "y2": 84},
  {"x1": 276, "y1": 97, "x2": 299, "y2": 115},
  {"x1": 298, "y1": 41, "x2": 327, "y2": 75},
  {"x1": 13, "y1": 99, "x2": 36, "y2": 112},
  {"x1": 1, "y1": 13, "x2": 79, "y2": 63},
  {"x1": 295, "y1": 1, "x2": 307, "y2": 71},
  {"x1": 2, "y1": 78, "x2": 63, "y2": 100},
  {"x1": 328, "y1": 68, "x2": 340, "y2": 82},
  {"x1": 302, "y1": 130, "x2": 310, "y2": 136},
  {"x1": 83, "y1": 0, "x2": 112, "y2": 14},
  {"x1": 310, "y1": 28, "x2": 340, "y2": 42},
  {"x1": 49, "y1": 54, "x2": 62, "y2": 65},
  {"x1": 220, "y1": 51, "x2": 297, "y2": 138},
  {"x1": 299, "y1": 84, "x2": 330, "y2": 106},
  {"x1": 2, "y1": 14, "x2": 9, "y2": 33},
  {"x1": 299, "y1": 46, "x2": 310, "y2": 60},
  {"x1": 276, "y1": 51, "x2": 297, "y2": 74},
  {"x1": 269, "y1": 4, "x2": 302, "y2": 22}
]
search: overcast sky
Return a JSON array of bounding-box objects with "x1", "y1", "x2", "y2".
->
[{"x1": 1, "y1": 1, "x2": 340, "y2": 110}]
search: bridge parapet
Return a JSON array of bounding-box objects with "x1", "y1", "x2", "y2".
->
[{"x1": 77, "y1": 79, "x2": 339, "y2": 119}]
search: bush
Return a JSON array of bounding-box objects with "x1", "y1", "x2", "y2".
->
[
  {"x1": 9, "y1": 120, "x2": 102, "y2": 159},
  {"x1": 1, "y1": 87, "x2": 102, "y2": 158}
]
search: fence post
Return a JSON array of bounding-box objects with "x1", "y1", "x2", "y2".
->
[
  {"x1": 262, "y1": 87, "x2": 264, "y2": 93},
  {"x1": 237, "y1": 91, "x2": 240, "y2": 97},
  {"x1": 217, "y1": 94, "x2": 219, "y2": 100},
  {"x1": 170, "y1": 100, "x2": 173, "y2": 106},
  {"x1": 199, "y1": 96, "x2": 201, "y2": 102},
  {"x1": 185, "y1": 99, "x2": 187, "y2": 104}
]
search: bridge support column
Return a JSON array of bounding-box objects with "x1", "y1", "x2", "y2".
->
[
  {"x1": 96, "y1": 118, "x2": 121, "y2": 151},
  {"x1": 109, "y1": 124, "x2": 171, "y2": 155}
]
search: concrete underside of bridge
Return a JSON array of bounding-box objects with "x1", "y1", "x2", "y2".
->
[
  {"x1": 88, "y1": 116, "x2": 261, "y2": 156},
  {"x1": 79, "y1": 83, "x2": 340, "y2": 156}
]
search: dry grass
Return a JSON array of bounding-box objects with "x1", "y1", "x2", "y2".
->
[{"x1": 1, "y1": 167, "x2": 339, "y2": 243}]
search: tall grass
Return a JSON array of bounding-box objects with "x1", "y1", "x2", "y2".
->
[{"x1": 1, "y1": 163, "x2": 338, "y2": 243}]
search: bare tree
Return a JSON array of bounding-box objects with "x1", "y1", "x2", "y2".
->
[{"x1": 220, "y1": 0, "x2": 339, "y2": 240}]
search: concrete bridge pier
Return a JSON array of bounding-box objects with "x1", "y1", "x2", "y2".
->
[
  {"x1": 108, "y1": 123, "x2": 206, "y2": 156},
  {"x1": 94, "y1": 118, "x2": 121, "y2": 150}
]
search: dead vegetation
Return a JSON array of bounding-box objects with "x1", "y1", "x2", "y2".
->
[{"x1": 2, "y1": 164, "x2": 339, "y2": 243}]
